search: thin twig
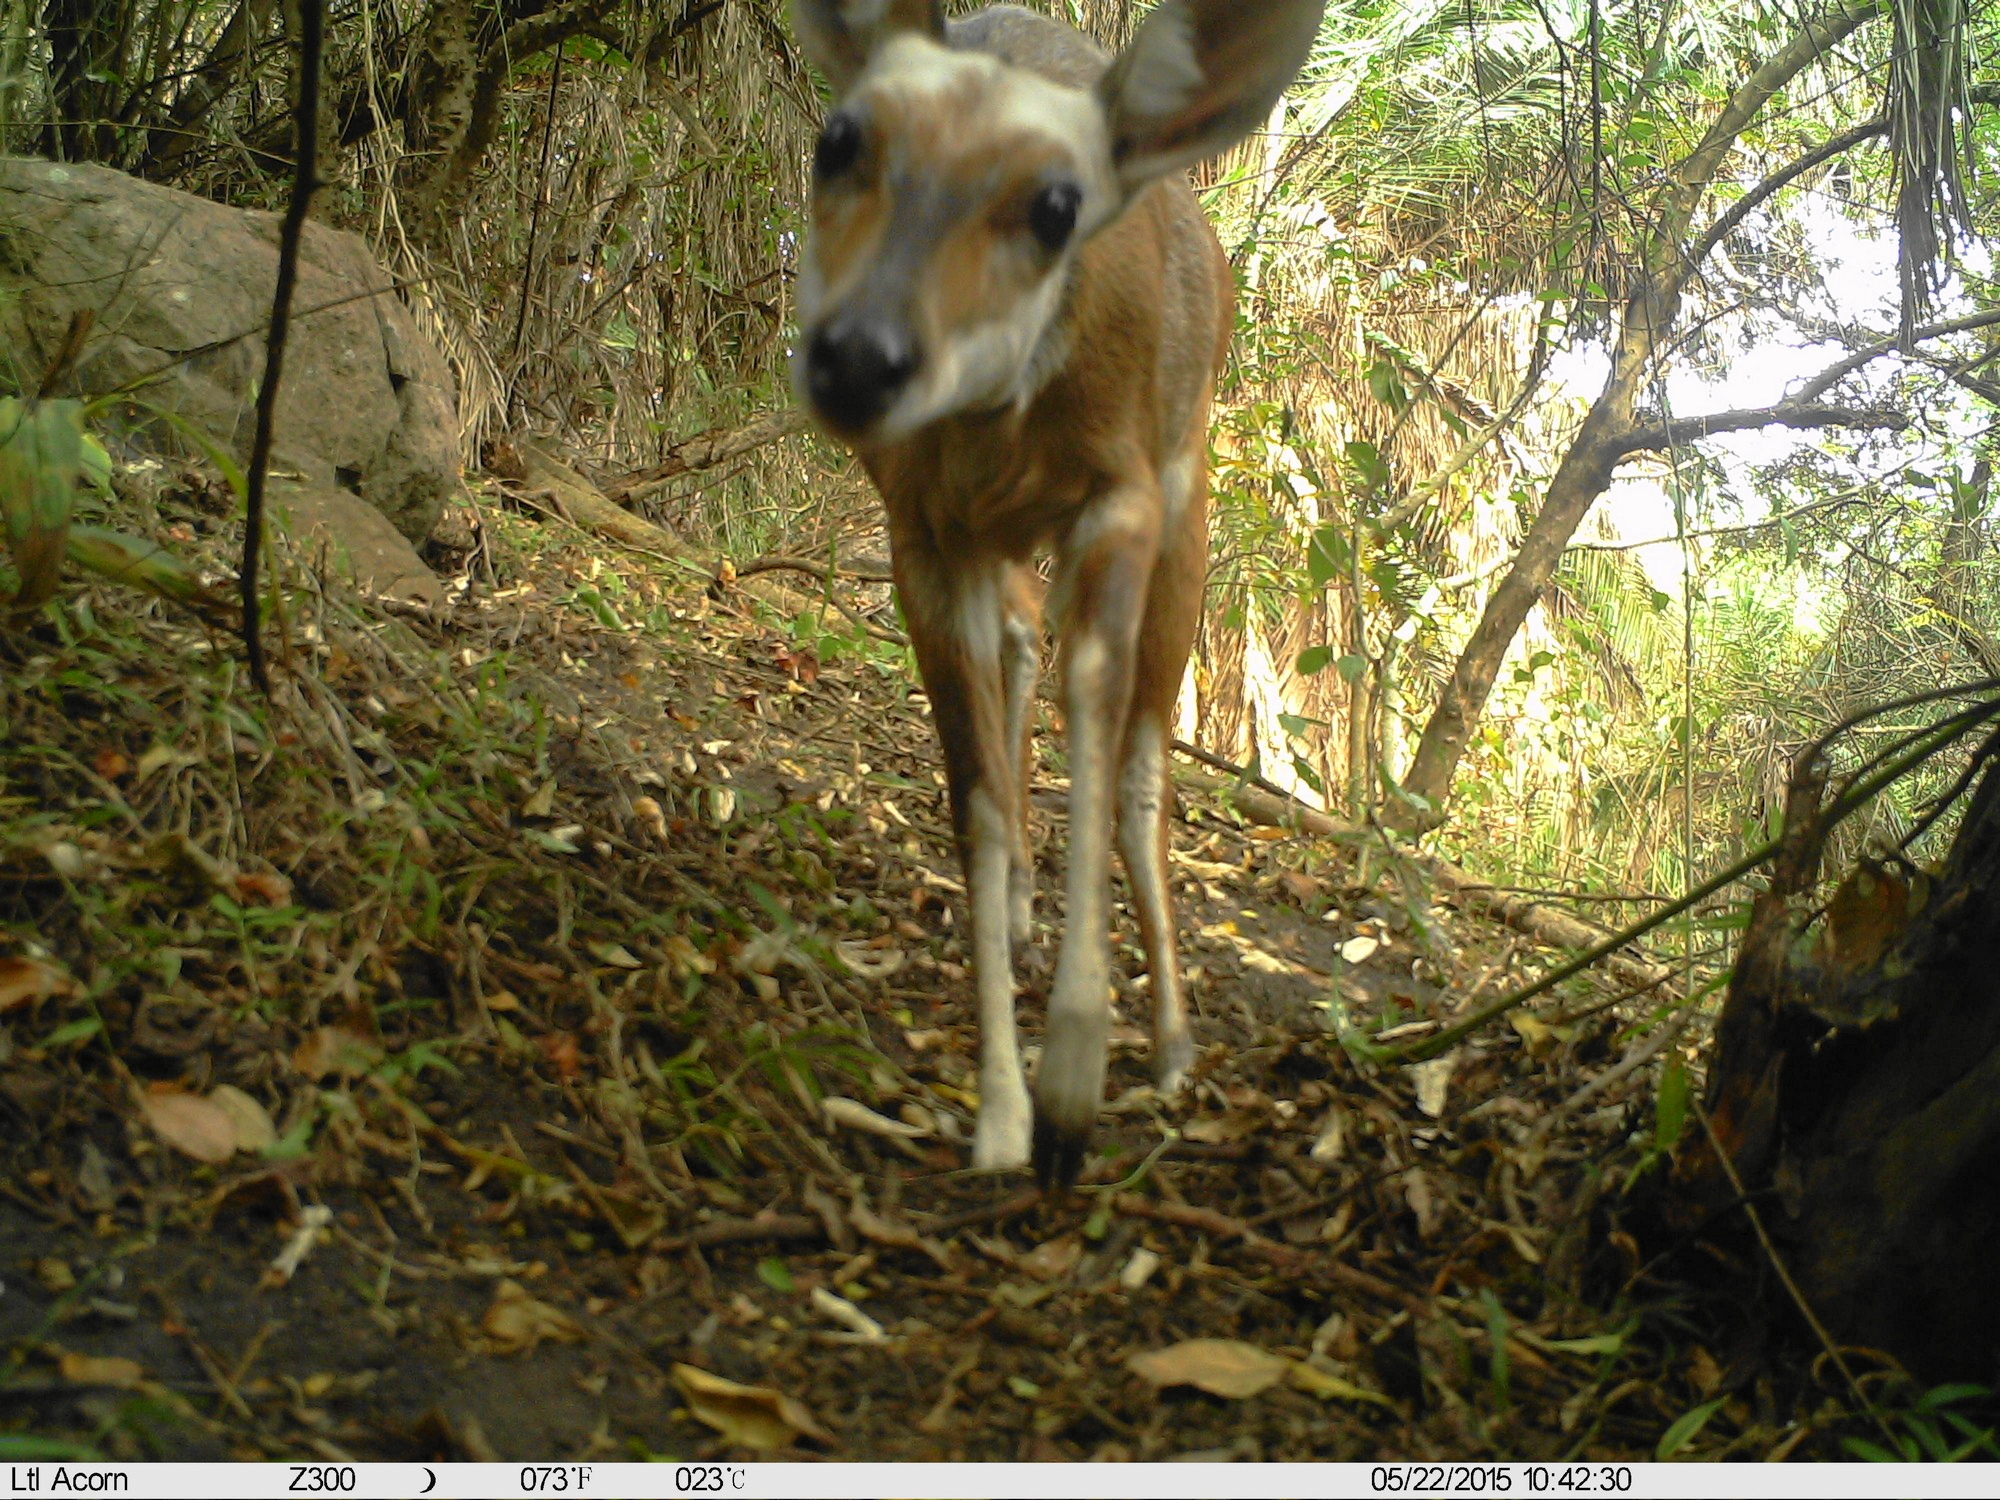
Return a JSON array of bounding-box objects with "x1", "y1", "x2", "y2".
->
[
  {"x1": 1691, "y1": 1099, "x2": 1898, "y2": 1449},
  {"x1": 240, "y1": 0, "x2": 324, "y2": 694},
  {"x1": 736, "y1": 554, "x2": 895, "y2": 585}
]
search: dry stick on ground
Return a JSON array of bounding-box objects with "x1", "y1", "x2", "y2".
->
[
  {"x1": 736, "y1": 554, "x2": 896, "y2": 585},
  {"x1": 609, "y1": 408, "x2": 813, "y2": 504},
  {"x1": 239, "y1": 0, "x2": 324, "y2": 693},
  {"x1": 726, "y1": 556, "x2": 908, "y2": 645},
  {"x1": 1110, "y1": 1193, "x2": 1416, "y2": 1306}
]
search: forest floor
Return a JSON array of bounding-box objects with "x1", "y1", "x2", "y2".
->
[{"x1": 0, "y1": 465, "x2": 1869, "y2": 1464}]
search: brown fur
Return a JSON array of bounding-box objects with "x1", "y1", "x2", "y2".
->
[{"x1": 791, "y1": 0, "x2": 1319, "y2": 1178}]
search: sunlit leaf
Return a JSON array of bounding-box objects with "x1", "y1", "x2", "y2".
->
[{"x1": 1, "y1": 396, "x2": 86, "y2": 612}]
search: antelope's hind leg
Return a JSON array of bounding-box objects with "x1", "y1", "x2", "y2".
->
[
  {"x1": 1116, "y1": 460, "x2": 1206, "y2": 1095},
  {"x1": 1000, "y1": 567, "x2": 1043, "y2": 953}
]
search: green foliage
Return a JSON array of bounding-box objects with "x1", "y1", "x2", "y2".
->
[
  {"x1": 1656, "y1": 1397, "x2": 1724, "y2": 1459},
  {"x1": 1844, "y1": 1384, "x2": 2000, "y2": 1463},
  {"x1": 1, "y1": 397, "x2": 225, "y2": 618},
  {"x1": 0, "y1": 395, "x2": 83, "y2": 611}
]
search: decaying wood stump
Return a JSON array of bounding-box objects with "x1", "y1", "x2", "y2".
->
[{"x1": 1682, "y1": 734, "x2": 2000, "y2": 1379}]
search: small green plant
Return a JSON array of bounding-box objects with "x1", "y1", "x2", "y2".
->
[
  {"x1": 1844, "y1": 1383, "x2": 2000, "y2": 1463},
  {"x1": 1, "y1": 396, "x2": 225, "y2": 617}
]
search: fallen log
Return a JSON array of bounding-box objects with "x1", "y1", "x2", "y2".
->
[
  {"x1": 515, "y1": 440, "x2": 687, "y2": 560},
  {"x1": 1171, "y1": 752, "x2": 1671, "y2": 993},
  {"x1": 609, "y1": 409, "x2": 812, "y2": 504}
]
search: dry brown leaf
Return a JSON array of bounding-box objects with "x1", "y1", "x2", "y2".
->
[
  {"x1": 136, "y1": 1089, "x2": 238, "y2": 1164},
  {"x1": 581, "y1": 1185, "x2": 666, "y2": 1251},
  {"x1": 232, "y1": 868, "x2": 293, "y2": 907},
  {"x1": 632, "y1": 795, "x2": 670, "y2": 842},
  {"x1": 292, "y1": 1025, "x2": 385, "y2": 1080},
  {"x1": 1411, "y1": 1055, "x2": 1455, "y2": 1119},
  {"x1": 1688, "y1": 1344, "x2": 1725, "y2": 1398},
  {"x1": 834, "y1": 938, "x2": 906, "y2": 981},
  {"x1": 1309, "y1": 1107, "x2": 1348, "y2": 1164},
  {"x1": 208, "y1": 1085, "x2": 278, "y2": 1154},
  {"x1": 1404, "y1": 1166, "x2": 1443, "y2": 1239},
  {"x1": 1183, "y1": 1107, "x2": 1263, "y2": 1145},
  {"x1": 671, "y1": 1363, "x2": 833, "y2": 1451},
  {"x1": 663, "y1": 934, "x2": 716, "y2": 980},
  {"x1": 1277, "y1": 869, "x2": 1319, "y2": 902},
  {"x1": 536, "y1": 1031, "x2": 584, "y2": 1080},
  {"x1": 0, "y1": 955, "x2": 71, "y2": 1014},
  {"x1": 1818, "y1": 860, "x2": 1912, "y2": 977},
  {"x1": 823, "y1": 1096, "x2": 927, "y2": 1140},
  {"x1": 1119, "y1": 1247, "x2": 1162, "y2": 1290},
  {"x1": 58, "y1": 1351, "x2": 146, "y2": 1389},
  {"x1": 1509, "y1": 1011, "x2": 1575, "y2": 1056},
  {"x1": 1126, "y1": 1338, "x2": 1290, "y2": 1400},
  {"x1": 521, "y1": 779, "x2": 558, "y2": 818},
  {"x1": 481, "y1": 1278, "x2": 585, "y2": 1354},
  {"x1": 1016, "y1": 1234, "x2": 1083, "y2": 1282}
]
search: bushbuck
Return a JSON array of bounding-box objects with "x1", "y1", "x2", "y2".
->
[{"x1": 790, "y1": 0, "x2": 1322, "y2": 1182}]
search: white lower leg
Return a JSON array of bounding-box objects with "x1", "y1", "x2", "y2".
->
[
  {"x1": 1117, "y1": 717, "x2": 1193, "y2": 1091},
  {"x1": 966, "y1": 786, "x2": 1031, "y2": 1168}
]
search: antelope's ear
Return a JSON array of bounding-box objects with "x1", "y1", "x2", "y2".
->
[
  {"x1": 1098, "y1": 0, "x2": 1323, "y2": 196},
  {"x1": 793, "y1": 0, "x2": 947, "y2": 91}
]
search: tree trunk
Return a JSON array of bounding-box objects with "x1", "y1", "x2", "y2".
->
[
  {"x1": 1392, "y1": 0, "x2": 1885, "y2": 832},
  {"x1": 1396, "y1": 398, "x2": 1635, "y2": 827},
  {"x1": 138, "y1": 0, "x2": 278, "y2": 176},
  {"x1": 396, "y1": 0, "x2": 622, "y2": 247},
  {"x1": 1, "y1": 2, "x2": 31, "y2": 147},
  {"x1": 1680, "y1": 732, "x2": 2000, "y2": 1379},
  {"x1": 42, "y1": 0, "x2": 129, "y2": 162}
]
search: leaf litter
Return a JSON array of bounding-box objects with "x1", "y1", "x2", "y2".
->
[{"x1": 0, "y1": 468, "x2": 1869, "y2": 1463}]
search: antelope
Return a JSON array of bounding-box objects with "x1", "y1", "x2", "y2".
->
[{"x1": 791, "y1": 0, "x2": 1322, "y2": 1182}]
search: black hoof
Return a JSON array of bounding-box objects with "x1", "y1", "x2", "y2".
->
[{"x1": 1031, "y1": 1110, "x2": 1090, "y2": 1189}]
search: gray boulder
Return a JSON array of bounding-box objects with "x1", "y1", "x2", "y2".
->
[
  {"x1": 0, "y1": 158, "x2": 459, "y2": 542},
  {"x1": 268, "y1": 480, "x2": 445, "y2": 608}
]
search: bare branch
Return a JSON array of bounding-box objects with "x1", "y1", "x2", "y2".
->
[
  {"x1": 241, "y1": 0, "x2": 323, "y2": 694},
  {"x1": 1791, "y1": 307, "x2": 2000, "y2": 404},
  {"x1": 1648, "y1": 0, "x2": 1885, "y2": 308},
  {"x1": 1688, "y1": 117, "x2": 1887, "y2": 271},
  {"x1": 1687, "y1": 83, "x2": 2000, "y2": 277},
  {"x1": 1614, "y1": 402, "x2": 1910, "y2": 457}
]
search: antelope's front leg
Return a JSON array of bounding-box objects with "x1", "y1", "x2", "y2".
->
[
  {"x1": 893, "y1": 538, "x2": 1034, "y2": 1169},
  {"x1": 1033, "y1": 486, "x2": 1162, "y2": 1186}
]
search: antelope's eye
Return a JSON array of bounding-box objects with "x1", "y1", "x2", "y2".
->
[
  {"x1": 815, "y1": 113, "x2": 863, "y2": 180},
  {"x1": 1029, "y1": 180, "x2": 1082, "y2": 252}
]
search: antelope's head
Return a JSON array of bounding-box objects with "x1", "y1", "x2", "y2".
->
[{"x1": 790, "y1": 0, "x2": 1322, "y2": 444}]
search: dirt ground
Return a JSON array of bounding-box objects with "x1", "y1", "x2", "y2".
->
[{"x1": 0, "y1": 475, "x2": 1871, "y2": 1464}]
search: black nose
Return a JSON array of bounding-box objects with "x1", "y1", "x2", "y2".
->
[{"x1": 806, "y1": 318, "x2": 920, "y2": 432}]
